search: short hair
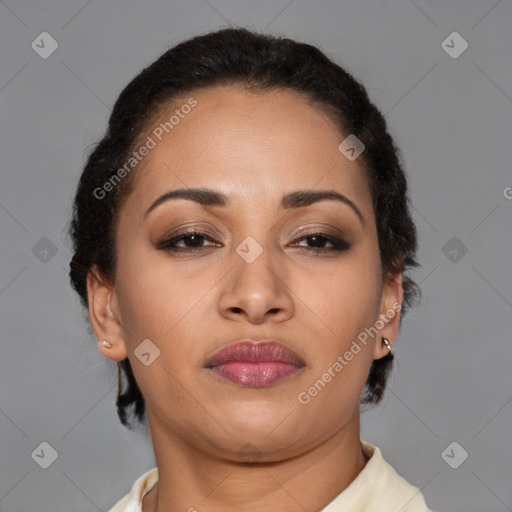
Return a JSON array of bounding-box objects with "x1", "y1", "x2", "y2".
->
[{"x1": 68, "y1": 27, "x2": 421, "y2": 429}]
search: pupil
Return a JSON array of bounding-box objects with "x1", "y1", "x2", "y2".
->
[
  {"x1": 309, "y1": 235, "x2": 323, "y2": 247},
  {"x1": 188, "y1": 235, "x2": 202, "y2": 246}
]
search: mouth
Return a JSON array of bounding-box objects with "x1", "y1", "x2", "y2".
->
[{"x1": 204, "y1": 340, "x2": 306, "y2": 388}]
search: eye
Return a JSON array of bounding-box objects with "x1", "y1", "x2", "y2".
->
[
  {"x1": 291, "y1": 232, "x2": 351, "y2": 253},
  {"x1": 156, "y1": 230, "x2": 351, "y2": 255},
  {"x1": 156, "y1": 230, "x2": 220, "y2": 253}
]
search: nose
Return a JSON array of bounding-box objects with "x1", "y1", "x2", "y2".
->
[{"x1": 217, "y1": 242, "x2": 295, "y2": 324}]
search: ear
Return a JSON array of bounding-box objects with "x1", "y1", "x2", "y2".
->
[
  {"x1": 86, "y1": 265, "x2": 128, "y2": 362},
  {"x1": 373, "y1": 272, "x2": 404, "y2": 360}
]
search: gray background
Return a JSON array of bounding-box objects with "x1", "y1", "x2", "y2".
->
[{"x1": 1, "y1": 1, "x2": 511, "y2": 511}]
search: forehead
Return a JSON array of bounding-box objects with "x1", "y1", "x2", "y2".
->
[{"x1": 125, "y1": 85, "x2": 372, "y2": 215}]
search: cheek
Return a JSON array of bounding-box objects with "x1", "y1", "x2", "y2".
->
[
  {"x1": 115, "y1": 252, "x2": 217, "y2": 344},
  {"x1": 294, "y1": 258, "x2": 381, "y2": 398},
  {"x1": 115, "y1": 239, "x2": 230, "y2": 407},
  {"x1": 113, "y1": 258, "x2": 207, "y2": 408},
  {"x1": 303, "y1": 255, "x2": 381, "y2": 333}
]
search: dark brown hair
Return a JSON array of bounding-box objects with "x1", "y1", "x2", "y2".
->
[{"x1": 68, "y1": 27, "x2": 421, "y2": 430}]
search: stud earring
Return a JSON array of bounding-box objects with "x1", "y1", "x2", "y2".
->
[
  {"x1": 381, "y1": 337, "x2": 394, "y2": 361},
  {"x1": 99, "y1": 340, "x2": 112, "y2": 348}
]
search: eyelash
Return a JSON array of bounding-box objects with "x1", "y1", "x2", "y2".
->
[{"x1": 156, "y1": 229, "x2": 351, "y2": 254}]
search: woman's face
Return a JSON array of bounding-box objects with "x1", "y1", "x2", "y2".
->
[{"x1": 90, "y1": 85, "x2": 402, "y2": 461}]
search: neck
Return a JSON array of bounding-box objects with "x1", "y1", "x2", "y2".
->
[{"x1": 142, "y1": 414, "x2": 368, "y2": 512}]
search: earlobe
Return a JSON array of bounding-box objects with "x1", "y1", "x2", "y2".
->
[
  {"x1": 87, "y1": 266, "x2": 128, "y2": 362},
  {"x1": 379, "y1": 337, "x2": 394, "y2": 361},
  {"x1": 97, "y1": 338, "x2": 128, "y2": 361},
  {"x1": 373, "y1": 272, "x2": 404, "y2": 360}
]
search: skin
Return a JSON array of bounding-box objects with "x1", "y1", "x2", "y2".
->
[{"x1": 87, "y1": 85, "x2": 403, "y2": 512}]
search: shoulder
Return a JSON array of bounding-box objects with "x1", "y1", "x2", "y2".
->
[
  {"x1": 108, "y1": 467, "x2": 158, "y2": 512},
  {"x1": 321, "y1": 441, "x2": 436, "y2": 512}
]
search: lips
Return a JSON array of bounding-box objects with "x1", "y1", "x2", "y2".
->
[{"x1": 204, "y1": 340, "x2": 305, "y2": 388}]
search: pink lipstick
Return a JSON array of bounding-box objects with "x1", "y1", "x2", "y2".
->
[{"x1": 204, "y1": 340, "x2": 305, "y2": 388}]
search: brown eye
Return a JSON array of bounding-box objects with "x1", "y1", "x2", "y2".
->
[
  {"x1": 156, "y1": 230, "x2": 350, "y2": 255},
  {"x1": 157, "y1": 230, "x2": 220, "y2": 253},
  {"x1": 292, "y1": 232, "x2": 351, "y2": 253}
]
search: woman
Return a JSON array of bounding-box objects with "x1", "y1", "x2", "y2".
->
[{"x1": 68, "y1": 27, "x2": 435, "y2": 512}]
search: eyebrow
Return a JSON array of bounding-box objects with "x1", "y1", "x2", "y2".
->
[{"x1": 144, "y1": 188, "x2": 365, "y2": 225}]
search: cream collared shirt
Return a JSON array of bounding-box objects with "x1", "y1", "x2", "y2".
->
[{"x1": 108, "y1": 441, "x2": 435, "y2": 512}]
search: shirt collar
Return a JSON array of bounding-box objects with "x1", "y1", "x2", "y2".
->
[{"x1": 109, "y1": 441, "x2": 430, "y2": 512}]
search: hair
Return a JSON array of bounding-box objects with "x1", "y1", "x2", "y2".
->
[{"x1": 68, "y1": 27, "x2": 421, "y2": 430}]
